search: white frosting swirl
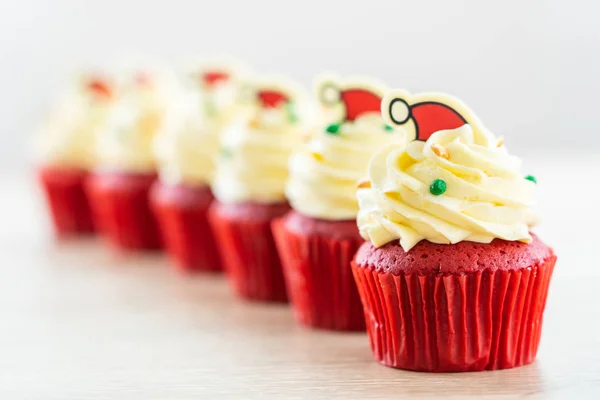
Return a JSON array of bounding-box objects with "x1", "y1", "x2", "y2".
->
[
  {"x1": 34, "y1": 86, "x2": 111, "y2": 169},
  {"x1": 286, "y1": 113, "x2": 405, "y2": 220},
  {"x1": 357, "y1": 124, "x2": 539, "y2": 250},
  {"x1": 154, "y1": 89, "x2": 219, "y2": 186},
  {"x1": 212, "y1": 106, "x2": 306, "y2": 204},
  {"x1": 96, "y1": 72, "x2": 177, "y2": 173}
]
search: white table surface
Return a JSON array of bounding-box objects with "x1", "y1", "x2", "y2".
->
[{"x1": 1, "y1": 156, "x2": 599, "y2": 399}]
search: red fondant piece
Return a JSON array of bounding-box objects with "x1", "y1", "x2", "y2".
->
[
  {"x1": 208, "y1": 201, "x2": 290, "y2": 302},
  {"x1": 273, "y1": 211, "x2": 365, "y2": 331},
  {"x1": 203, "y1": 71, "x2": 229, "y2": 87},
  {"x1": 412, "y1": 102, "x2": 466, "y2": 141},
  {"x1": 151, "y1": 182, "x2": 223, "y2": 273},
  {"x1": 352, "y1": 236, "x2": 556, "y2": 372},
  {"x1": 257, "y1": 90, "x2": 289, "y2": 108},
  {"x1": 38, "y1": 166, "x2": 95, "y2": 237},
  {"x1": 87, "y1": 79, "x2": 111, "y2": 99},
  {"x1": 341, "y1": 89, "x2": 382, "y2": 122},
  {"x1": 86, "y1": 172, "x2": 162, "y2": 251}
]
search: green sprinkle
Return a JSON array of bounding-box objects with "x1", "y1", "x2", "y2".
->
[
  {"x1": 285, "y1": 102, "x2": 298, "y2": 124},
  {"x1": 429, "y1": 179, "x2": 447, "y2": 196},
  {"x1": 204, "y1": 100, "x2": 216, "y2": 117},
  {"x1": 220, "y1": 147, "x2": 232, "y2": 158},
  {"x1": 525, "y1": 175, "x2": 537, "y2": 184},
  {"x1": 325, "y1": 123, "x2": 341, "y2": 135},
  {"x1": 384, "y1": 124, "x2": 394, "y2": 132}
]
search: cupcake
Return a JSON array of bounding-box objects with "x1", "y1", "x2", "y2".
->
[
  {"x1": 209, "y1": 77, "x2": 312, "y2": 302},
  {"x1": 151, "y1": 63, "x2": 243, "y2": 273},
  {"x1": 34, "y1": 73, "x2": 114, "y2": 237},
  {"x1": 86, "y1": 68, "x2": 175, "y2": 250},
  {"x1": 273, "y1": 76, "x2": 406, "y2": 330},
  {"x1": 352, "y1": 90, "x2": 556, "y2": 372}
]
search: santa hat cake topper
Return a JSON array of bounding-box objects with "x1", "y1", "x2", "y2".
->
[
  {"x1": 256, "y1": 89, "x2": 290, "y2": 109},
  {"x1": 201, "y1": 71, "x2": 230, "y2": 87},
  {"x1": 241, "y1": 76, "x2": 307, "y2": 116},
  {"x1": 196, "y1": 64, "x2": 235, "y2": 90},
  {"x1": 245, "y1": 76, "x2": 304, "y2": 107},
  {"x1": 84, "y1": 76, "x2": 113, "y2": 100},
  {"x1": 381, "y1": 90, "x2": 485, "y2": 142},
  {"x1": 185, "y1": 58, "x2": 250, "y2": 91},
  {"x1": 315, "y1": 75, "x2": 386, "y2": 124}
]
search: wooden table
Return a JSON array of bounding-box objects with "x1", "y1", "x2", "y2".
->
[{"x1": 2, "y1": 159, "x2": 599, "y2": 399}]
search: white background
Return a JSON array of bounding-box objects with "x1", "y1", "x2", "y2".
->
[{"x1": 1, "y1": 0, "x2": 598, "y2": 171}]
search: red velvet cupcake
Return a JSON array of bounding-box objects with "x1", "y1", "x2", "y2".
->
[
  {"x1": 209, "y1": 77, "x2": 308, "y2": 302},
  {"x1": 351, "y1": 91, "x2": 556, "y2": 372},
  {"x1": 273, "y1": 76, "x2": 404, "y2": 330},
  {"x1": 273, "y1": 212, "x2": 365, "y2": 329},
  {"x1": 87, "y1": 68, "x2": 173, "y2": 251},
  {"x1": 149, "y1": 64, "x2": 243, "y2": 272},
  {"x1": 353, "y1": 235, "x2": 555, "y2": 372},
  {"x1": 210, "y1": 201, "x2": 290, "y2": 302},
  {"x1": 87, "y1": 172, "x2": 161, "y2": 250},
  {"x1": 33, "y1": 74, "x2": 114, "y2": 237},
  {"x1": 38, "y1": 167, "x2": 95, "y2": 236},
  {"x1": 151, "y1": 183, "x2": 221, "y2": 272}
]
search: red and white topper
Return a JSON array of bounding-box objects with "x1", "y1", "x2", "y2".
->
[
  {"x1": 243, "y1": 77, "x2": 304, "y2": 110},
  {"x1": 233, "y1": 76, "x2": 309, "y2": 126},
  {"x1": 187, "y1": 58, "x2": 249, "y2": 89},
  {"x1": 381, "y1": 90, "x2": 485, "y2": 142},
  {"x1": 256, "y1": 89, "x2": 290, "y2": 109},
  {"x1": 78, "y1": 72, "x2": 113, "y2": 100},
  {"x1": 315, "y1": 75, "x2": 387, "y2": 123},
  {"x1": 196, "y1": 65, "x2": 235, "y2": 90}
]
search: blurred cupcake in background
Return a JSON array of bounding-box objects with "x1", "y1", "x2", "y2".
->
[
  {"x1": 151, "y1": 62, "x2": 245, "y2": 273},
  {"x1": 352, "y1": 91, "x2": 556, "y2": 372},
  {"x1": 35, "y1": 72, "x2": 114, "y2": 237},
  {"x1": 273, "y1": 76, "x2": 406, "y2": 330},
  {"x1": 86, "y1": 65, "x2": 177, "y2": 251},
  {"x1": 209, "y1": 76, "x2": 314, "y2": 302}
]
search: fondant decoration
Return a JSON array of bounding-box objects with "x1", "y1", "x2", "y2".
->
[
  {"x1": 315, "y1": 76, "x2": 386, "y2": 124},
  {"x1": 525, "y1": 175, "x2": 537, "y2": 184},
  {"x1": 241, "y1": 77, "x2": 306, "y2": 125},
  {"x1": 381, "y1": 90, "x2": 485, "y2": 142},
  {"x1": 85, "y1": 77, "x2": 112, "y2": 99}
]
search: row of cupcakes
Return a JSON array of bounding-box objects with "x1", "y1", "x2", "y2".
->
[{"x1": 34, "y1": 61, "x2": 556, "y2": 373}]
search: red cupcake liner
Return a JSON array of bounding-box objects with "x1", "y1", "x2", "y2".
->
[
  {"x1": 208, "y1": 202, "x2": 289, "y2": 303},
  {"x1": 86, "y1": 172, "x2": 162, "y2": 251},
  {"x1": 150, "y1": 181, "x2": 222, "y2": 273},
  {"x1": 351, "y1": 256, "x2": 556, "y2": 372},
  {"x1": 273, "y1": 216, "x2": 365, "y2": 331},
  {"x1": 38, "y1": 166, "x2": 95, "y2": 237}
]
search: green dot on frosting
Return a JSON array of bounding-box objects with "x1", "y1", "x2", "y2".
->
[
  {"x1": 525, "y1": 175, "x2": 537, "y2": 184},
  {"x1": 384, "y1": 124, "x2": 394, "y2": 132},
  {"x1": 285, "y1": 102, "x2": 298, "y2": 123},
  {"x1": 220, "y1": 147, "x2": 232, "y2": 158},
  {"x1": 204, "y1": 100, "x2": 216, "y2": 117},
  {"x1": 325, "y1": 123, "x2": 341, "y2": 135},
  {"x1": 429, "y1": 179, "x2": 447, "y2": 196}
]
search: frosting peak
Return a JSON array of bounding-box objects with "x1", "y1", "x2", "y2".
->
[
  {"x1": 34, "y1": 75, "x2": 114, "y2": 169},
  {"x1": 357, "y1": 124, "x2": 539, "y2": 251},
  {"x1": 155, "y1": 63, "x2": 245, "y2": 187},
  {"x1": 286, "y1": 76, "x2": 406, "y2": 220},
  {"x1": 154, "y1": 88, "x2": 217, "y2": 186},
  {"x1": 96, "y1": 69, "x2": 177, "y2": 173},
  {"x1": 287, "y1": 113, "x2": 405, "y2": 220},
  {"x1": 212, "y1": 78, "x2": 311, "y2": 204}
]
